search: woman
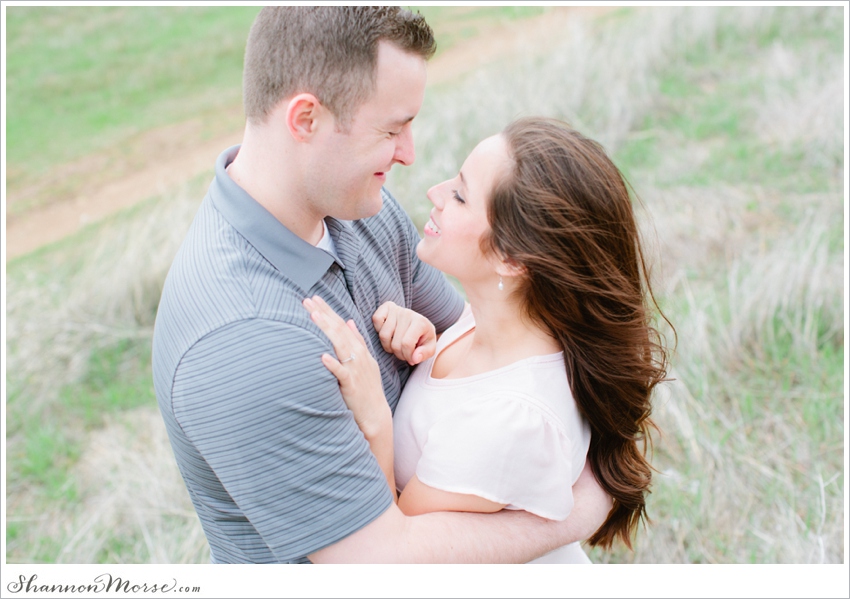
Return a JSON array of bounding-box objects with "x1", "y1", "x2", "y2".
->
[{"x1": 304, "y1": 117, "x2": 671, "y2": 562}]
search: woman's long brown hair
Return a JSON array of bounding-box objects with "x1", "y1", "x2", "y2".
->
[{"x1": 484, "y1": 117, "x2": 673, "y2": 549}]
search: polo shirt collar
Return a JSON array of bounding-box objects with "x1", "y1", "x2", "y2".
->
[{"x1": 209, "y1": 145, "x2": 351, "y2": 292}]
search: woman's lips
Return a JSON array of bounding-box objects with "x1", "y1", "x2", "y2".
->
[{"x1": 424, "y1": 216, "x2": 441, "y2": 237}]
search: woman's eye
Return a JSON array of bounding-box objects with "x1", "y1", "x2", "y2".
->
[{"x1": 452, "y1": 190, "x2": 465, "y2": 204}]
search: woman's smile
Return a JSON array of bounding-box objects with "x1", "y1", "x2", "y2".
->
[{"x1": 424, "y1": 214, "x2": 442, "y2": 236}]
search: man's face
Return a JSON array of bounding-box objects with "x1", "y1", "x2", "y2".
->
[{"x1": 309, "y1": 41, "x2": 427, "y2": 221}]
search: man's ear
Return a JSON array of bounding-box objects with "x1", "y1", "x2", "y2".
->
[{"x1": 284, "y1": 93, "x2": 324, "y2": 141}]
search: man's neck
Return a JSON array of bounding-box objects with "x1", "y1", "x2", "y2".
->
[{"x1": 227, "y1": 132, "x2": 325, "y2": 245}]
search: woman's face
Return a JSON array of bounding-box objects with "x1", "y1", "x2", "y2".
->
[{"x1": 416, "y1": 134, "x2": 513, "y2": 285}]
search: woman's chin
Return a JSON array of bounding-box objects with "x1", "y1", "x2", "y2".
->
[{"x1": 415, "y1": 240, "x2": 434, "y2": 265}]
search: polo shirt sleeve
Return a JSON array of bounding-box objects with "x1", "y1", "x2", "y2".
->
[{"x1": 170, "y1": 317, "x2": 393, "y2": 562}]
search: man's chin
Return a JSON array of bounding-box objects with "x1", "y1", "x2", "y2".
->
[
  {"x1": 331, "y1": 191, "x2": 384, "y2": 221},
  {"x1": 357, "y1": 194, "x2": 385, "y2": 220}
]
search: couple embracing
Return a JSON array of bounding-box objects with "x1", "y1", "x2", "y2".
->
[{"x1": 152, "y1": 6, "x2": 671, "y2": 564}]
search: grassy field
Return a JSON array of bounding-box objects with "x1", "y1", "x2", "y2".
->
[
  {"x1": 4, "y1": 5, "x2": 544, "y2": 216},
  {"x1": 4, "y1": 5, "x2": 846, "y2": 568}
]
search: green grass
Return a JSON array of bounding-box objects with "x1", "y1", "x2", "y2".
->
[
  {"x1": 9, "y1": 339, "x2": 155, "y2": 497},
  {"x1": 6, "y1": 6, "x2": 259, "y2": 185},
  {"x1": 6, "y1": 5, "x2": 544, "y2": 194},
  {"x1": 17, "y1": 426, "x2": 81, "y2": 500},
  {"x1": 59, "y1": 339, "x2": 157, "y2": 425},
  {"x1": 587, "y1": 6, "x2": 843, "y2": 565},
  {"x1": 410, "y1": 5, "x2": 546, "y2": 57},
  {"x1": 613, "y1": 6, "x2": 844, "y2": 195}
]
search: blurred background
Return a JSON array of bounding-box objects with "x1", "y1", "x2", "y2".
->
[{"x1": 4, "y1": 6, "x2": 845, "y2": 564}]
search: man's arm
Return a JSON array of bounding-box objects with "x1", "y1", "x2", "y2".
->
[
  {"x1": 171, "y1": 318, "x2": 395, "y2": 562},
  {"x1": 310, "y1": 463, "x2": 611, "y2": 563},
  {"x1": 174, "y1": 316, "x2": 613, "y2": 564}
]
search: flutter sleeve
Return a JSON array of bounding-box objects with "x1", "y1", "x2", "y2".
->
[{"x1": 414, "y1": 392, "x2": 581, "y2": 521}]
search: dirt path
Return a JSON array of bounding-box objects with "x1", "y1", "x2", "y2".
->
[{"x1": 5, "y1": 7, "x2": 611, "y2": 260}]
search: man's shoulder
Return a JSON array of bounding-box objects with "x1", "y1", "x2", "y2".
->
[
  {"x1": 153, "y1": 294, "x2": 320, "y2": 408},
  {"x1": 170, "y1": 195, "x2": 247, "y2": 275},
  {"x1": 172, "y1": 317, "x2": 330, "y2": 382},
  {"x1": 153, "y1": 196, "x2": 313, "y2": 385},
  {"x1": 159, "y1": 200, "x2": 253, "y2": 318},
  {"x1": 165, "y1": 194, "x2": 308, "y2": 303}
]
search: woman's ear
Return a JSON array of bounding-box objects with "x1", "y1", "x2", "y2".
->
[
  {"x1": 284, "y1": 93, "x2": 323, "y2": 141},
  {"x1": 495, "y1": 256, "x2": 526, "y2": 279}
]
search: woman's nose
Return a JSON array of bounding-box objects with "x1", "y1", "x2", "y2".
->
[{"x1": 426, "y1": 181, "x2": 448, "y2": 209}]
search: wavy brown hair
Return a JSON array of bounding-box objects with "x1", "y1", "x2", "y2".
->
[{"x1": 483, "y1": 117, "x2": 673, "y2": 549}]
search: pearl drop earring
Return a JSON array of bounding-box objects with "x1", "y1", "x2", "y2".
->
[{"x1": 498, "y1": 276, "x2": 504, "y2": 291}]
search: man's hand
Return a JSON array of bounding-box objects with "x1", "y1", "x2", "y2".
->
[{"x1": 372, "y1": 301, "x2": 437, "y2": 365}]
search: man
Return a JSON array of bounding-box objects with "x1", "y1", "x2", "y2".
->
[{"x1": 152, "y1": 6, "x2": 611, "y2": 563}]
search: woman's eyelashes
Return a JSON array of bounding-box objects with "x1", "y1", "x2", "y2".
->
[{"x1": 452, "y1": 189, "x2": 466, "y2": 204}]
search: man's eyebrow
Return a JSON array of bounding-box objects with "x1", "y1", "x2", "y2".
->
[{"x1": 388, "y1": 115, "x2": 415, "y2": 128}]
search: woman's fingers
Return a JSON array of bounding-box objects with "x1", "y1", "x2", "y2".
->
[
  {"x1": 320, "y1": 352, "x2": 352, "y2": 383},
  {"x1": 303, "y1": 297, "x2": 360, "y2": 361},
  {"x1": 370, "y1": 301, "x2": 438, "y2": 364},
  {"x1": 307, "y1": 296, "x2": 348, "y2": 328},
  {"x1": 404, "y1": 321, "x2": 437, "y2": 365},
  {"x1": 346, "y1": 320, "x2": 369, "y2": 346},
  {"x1": 372, "y1": 302, "x2": 391, "y2": 332},
  {"x1": 390, "y1": 310, "x2": 411, "y2": 359},
  {"x1": 377, "y1": 306, "x2": 398, "y2": 354}
]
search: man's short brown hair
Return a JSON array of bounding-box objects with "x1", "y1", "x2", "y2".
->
[{"x1": 243, "y1": 7, "x2": 436, "y2": 128}]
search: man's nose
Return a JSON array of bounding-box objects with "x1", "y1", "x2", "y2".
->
[{"x1": 393, "y1": 126, "x2": 415, "y2": 166}]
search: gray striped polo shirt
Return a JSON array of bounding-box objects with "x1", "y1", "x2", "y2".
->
[{"x1": 152, "y1": 146, "x2": 464, "y2": 563}]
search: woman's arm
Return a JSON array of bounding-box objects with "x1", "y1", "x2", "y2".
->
[
  {"x1": 357, "y1": 408, "x2": 396, "y2": 500},
  {"x1": 398, "y1": 474, "x2": 506, "y2": 516},
  {"x1": 304, "y1": 296, "x2": 397, "y2": 497},
  {"x1": 305, "y1": 297, "x2": 469, "y2": 500},
  {"x1": 304, "y1": 296, "x2": 613, "y2": 529}
]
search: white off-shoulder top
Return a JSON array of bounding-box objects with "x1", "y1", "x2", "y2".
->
[{"x1": 393, "y1": 309, "x2": 593, "y2": 563}]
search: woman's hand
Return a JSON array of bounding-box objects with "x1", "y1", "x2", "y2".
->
[
  {"x1": 302, "y1": 296, "x2": 391, "y2": 438},
  {"x1": 372, "y1": 301, "x2": 436, "y2": 365},
  {"x1": 303, "y1": 295, "x2": 397, "y2": 497}
]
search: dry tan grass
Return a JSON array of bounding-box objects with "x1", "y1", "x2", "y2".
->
[
  {"x1": 6, "y1": 186, "x2": 205, "y2": 563},
  {"x1": 751, "y1": 20, "x2": 844, "y2": 170},
  {"x1": 626, "y1": 195, "x2": 845, "y2": 563},
  {"x1": 63, "y1": 407, "x2": 208, "y2": 563},
  {"x1": 6, "y1": 185, "x2": 202, "y2": 420}
]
